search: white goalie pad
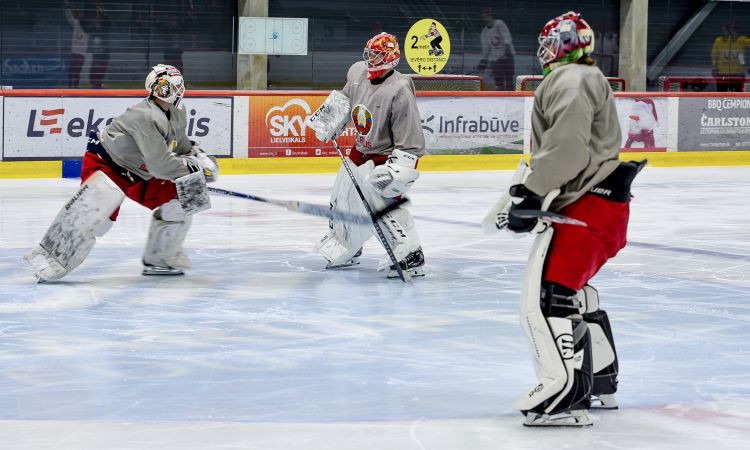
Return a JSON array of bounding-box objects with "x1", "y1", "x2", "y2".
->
[
  {"x1": 175, "y1": 171, "x2": 211, "y2": 215},
  {"x1": 513, "y1": 226, "x2": 571, "y2": 413},
  {"x1": 376, "y1": 207, "x2": 421, "y2": 271},
  {"x1": 481, "y1": 159, "x2": 531, "y2": 234},
  {"x1": 24, "y1": 171, "x2": 124, "y2": 282},
  {"x1": 143, "y1": 209, "x2": 193, "y2": 270},
  {"x1": 317, "y1": 159, "x2": 389, "y2": 266},
  {"x1": 513, "y1": 226, "x2": 593, "y2": 415},
  {"x1": 305, "y1": 90, "x2": 351, "y2": 142}
]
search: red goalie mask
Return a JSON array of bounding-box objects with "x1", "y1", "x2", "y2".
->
[
  {"x1": 537, "y1": 11, "x2": 595, "y2": 75},
  {"x1": 363, "y1": 32, "x2": 401, "y2": 80}
]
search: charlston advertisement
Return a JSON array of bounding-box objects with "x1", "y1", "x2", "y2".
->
[
  {"x1": 418, "y1": 97, "x2": 524, "y2": 153},
  {"x1": 678, "y1": 97, "x2": 750, "y2": 151},
  {"x1": 615, "y1": 97, "x2": 668, "y2": 152},
  {"x1": 248, "y1": 95, "x2": 356, "y2": 157},
  {"x1": 2, "y1": 97, "x2": 233, "y2": 159}
]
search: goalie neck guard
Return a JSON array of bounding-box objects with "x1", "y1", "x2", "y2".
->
[
  {"x1": 363, "y1": 32, "x2": 401, "y2": 80},
  {"x1": 537, "y1": 11, "x2": 594, "y2": 77}
]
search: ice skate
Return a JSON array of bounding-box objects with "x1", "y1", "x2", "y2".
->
[
  {"x1": 142, "y1": 261, "x2": 185, "y2": 276},
  {"x1": 381, "y1": 248, "x2": 425, "y2": 278},
  {"x1": 325, "y1": 248, "x2": 362, "y2": 269},
  {"x1": 591, "y1": 394, "x2": 618, "y2": 410},
  {"x1": 523, "y1": 409, "x2": 593, "y2": 427},
  {"x1": 142, "y1": 251, "x2": 190, "y2": 276}
]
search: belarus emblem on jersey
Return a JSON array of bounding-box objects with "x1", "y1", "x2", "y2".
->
[{"x1": 351, "y1": 104, "x2": 374, "y2": 136}]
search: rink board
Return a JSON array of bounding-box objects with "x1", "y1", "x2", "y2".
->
[{"x1": 2, "y1": 89, "x2": 750, "y2": 177}]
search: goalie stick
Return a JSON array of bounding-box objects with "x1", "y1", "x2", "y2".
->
[
  {"x1": 510, "y1": 209, "x2": 588, "y2": 227},
  {"x1": 397, "y1": 198, "x2": 588, "y2": 228},
  {"x1": 207, "y1": 187, "x2": 375, "y2": 225}
]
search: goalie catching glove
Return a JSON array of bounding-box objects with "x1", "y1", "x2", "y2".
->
[
  {"x1": 306, "y1": 90, "x2": 351, "y2": 143},
  {"x1": 178, "y1": 148, "x2": 219, "y2": 183},
  {"x1": 366, "y1": 149, "x2": 419, "y2": 198}
]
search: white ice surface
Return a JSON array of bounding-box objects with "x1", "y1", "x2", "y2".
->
[{"x1": 0, "y1": 167, "x2": 749, "y2": 449}]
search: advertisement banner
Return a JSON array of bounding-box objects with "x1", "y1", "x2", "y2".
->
[
  {"x1": 248, "y1": 95, "x2": 355, "y2": 157},
  {"x1": 1, "y1": 55, "x2": 68, "y2": 88},
  {"x1": 616, "y1": 97, "x2": 668, "y2": 152},
  {"x1": 2, "y1": 97, "x2": 232, "y2": 159},
  {"x1": 678, "y1": 97, "x2": 750, "y2": 151},
  {"x1": 418, "y1": 97, "x2": 524, "y2": 154}
]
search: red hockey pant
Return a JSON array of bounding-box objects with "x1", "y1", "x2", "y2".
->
[
  {"x1": 81, "y1": 152, "x2": 178, "y2": 221},
  {"x1": 543, "y1": 193, "x2": 630, "y2": 291}
]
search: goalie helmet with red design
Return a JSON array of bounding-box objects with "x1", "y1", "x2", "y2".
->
[
  {"x1": 537, "y1": 11, "x2": 595, "y2": 76},
  {"x1": 145, "y1": 64, "x2": 186, "y2": 107},
  {"x1": 363, "y1": 32, "x2": 401, "y2": 80}
]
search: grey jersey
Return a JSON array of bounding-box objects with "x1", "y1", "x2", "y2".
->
[
  {"x1": 100, "y1": 98, "x2": 192, "y2": 181},
  {"x1": 526, "y1": 63, "x2": 622, "y2": 210},
  {"x1": 341, "y1": 61, "x2": 426, "y2": 157}
]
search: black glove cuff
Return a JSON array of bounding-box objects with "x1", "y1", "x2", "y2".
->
[
  {"x1": 508, "y1": 185, "x2": 543, "y2": 232},
  {"x1": 509, "y1": 184, "x2": 539, "y2": 199}
]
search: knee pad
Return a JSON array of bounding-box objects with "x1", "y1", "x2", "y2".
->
[{"x1": 579, "y1": 285, "x2": 619, "y2": 395}]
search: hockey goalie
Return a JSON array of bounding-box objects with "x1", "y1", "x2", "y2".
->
[
  {"x1": 25, "y1": 64, "x2": 218, "y2": 281},
  {"x1": 312, "y1": 32, "x2": 427, "y2": 279},
  {"x1": 483, "y1": 12, "x2": 646, "y2": 427}
]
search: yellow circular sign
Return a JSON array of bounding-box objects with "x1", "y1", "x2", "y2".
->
[{"x1": 405, "y1": 18, "x2": 451, "y2": 75}]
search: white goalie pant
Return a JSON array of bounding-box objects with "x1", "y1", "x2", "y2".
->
[
  {"x1": 143, "y1": 198, "x2": 193, "y2": 269},
  {"x1": 513, "y1": 227, "x2": 594, "y2": 416},
  {"x1": 25, "y1": 170, "x2": 124, "y2": 282},
  {"x1": 317, "y1": 159, "x2": 420, "y2": 266}
]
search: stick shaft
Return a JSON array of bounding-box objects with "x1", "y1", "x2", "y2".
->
[{"x1": 207, "y1": 186, "x2": 373, "y2": 225}]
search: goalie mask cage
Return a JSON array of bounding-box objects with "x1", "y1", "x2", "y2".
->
[
  {"x1": 516, "y1": 75, "x2": 627, "y2": 92},
  {"x1": 407, "y1": 74, "x2": 484, "y2": 91},
  {"x1": 657, "y1": 76, "x2": 750, "y2": 92}
]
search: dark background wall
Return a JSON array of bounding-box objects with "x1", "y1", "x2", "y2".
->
[
  {"x1": 267, "y1": 0, "x2": 620, "y2": 89},
  {"x1": 1, "y1": 0, "x2": 749, "y2": 91},
  {"x1": 648, "y1": 1, "x2": 750, "y2": 85},
  {"x1": 0, "y1": 0, "x2": 236, "y2": 89}
]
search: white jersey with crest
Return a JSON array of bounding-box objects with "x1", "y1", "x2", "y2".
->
[{"x1": 341, "y1": 61, "x2": 426, "y2": 158}]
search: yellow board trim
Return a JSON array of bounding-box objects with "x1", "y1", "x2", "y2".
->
[
  {"x1": 218, "y1": 152, "x2": 750, "y2": 174},
  {"x1": 620, "y1": 151, "x2": 750, "y2": 167},
  {"x1": 0, "y1": 161, "x2": 61, "y2": 178},
  {"x1": 2, "y1": 152, "x2": 749, "y2": 178}
]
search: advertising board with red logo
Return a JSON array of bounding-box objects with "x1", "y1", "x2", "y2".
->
[
  {"x1": 2, "y1": 96, "x2": 233, "y2": 159},
  {"x1": 248, "y1": 95, "x2": 355, "y2": 157}
]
